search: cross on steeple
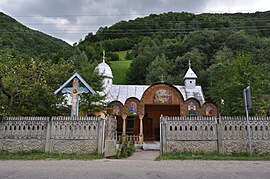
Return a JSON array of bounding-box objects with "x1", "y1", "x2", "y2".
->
[
  {"x1": 159, "y1": 74, "x2": 165, "y2": 83},
  {"x1": 188, "y1": 60, "x2": 191, "y2": 68},
  {"x1": 102, "y1": 50, "x2": 105, "y2": 63}
]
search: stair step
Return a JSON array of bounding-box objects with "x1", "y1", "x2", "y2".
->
[{"x1": 142, "y1": 142, "x2": 160, "y2": 151}]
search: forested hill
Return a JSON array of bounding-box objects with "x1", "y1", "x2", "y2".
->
[
  {"x1": 0, "y1": 12, "x2": 71, "y2": 58},
  {"x1": 78, "y1": 11, "x2": 270, "y2": 116},
  {"x1": 79, "y1": 11, "x2": 270, "y2": 52}
]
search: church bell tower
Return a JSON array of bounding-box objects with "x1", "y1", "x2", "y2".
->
[{"x1": 183, "y1": 60, "x2": 197, "y2": 90}]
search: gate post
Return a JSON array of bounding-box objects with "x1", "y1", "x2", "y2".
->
[
  {"x1": 217, "y1": 116, "x2": 224, "y2": 154},
  {"x1": 160, "y1": 115, "x2": 167, "y2": 154},
  {"x1": 97, "y1": 119, "x2": 105, "y2": 155},
  {"x1": 104, "y1": 117, "x2": 117, "y2": 157},
  {"x1": 45, "y1": 117, "x2": 52, "y2": 153}
]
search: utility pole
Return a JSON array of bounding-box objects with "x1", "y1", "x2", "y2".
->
[{"x1": 243, "y1": 85, "x2": 252, "y2": 154}]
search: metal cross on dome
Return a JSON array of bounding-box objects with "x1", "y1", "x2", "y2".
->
[
  {"x1": 54, "y1": 73, "x2": 96, "y2": 117},
  {"x1": 159, "y1": 74, "x2": 165, "y2": 83}
]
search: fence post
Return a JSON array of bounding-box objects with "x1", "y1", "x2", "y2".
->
[
  {"x1": 45, "y1": 117, "x2": 52, "y2": 153},
  {"x1": 97, "y1": 119, "x2": 105, "y2": 155},
  {"x1": 160, "y1": 115, "x2": 167, "y2": 154},
  {"x1": 216, "y1": 116, "x2": 224, "y2": 154}
]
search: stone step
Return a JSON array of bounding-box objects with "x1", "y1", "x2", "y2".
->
[{"x1": 142, "y1": 141, "x2": 160, "y2": 151}]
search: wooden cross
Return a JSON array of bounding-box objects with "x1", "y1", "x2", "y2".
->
[
  {"x1": 159, "y1": 74, "x2": 165, "y2": 83},
  {"x1": 65, "y1": 78, "x2": 87, "y2": 117}
]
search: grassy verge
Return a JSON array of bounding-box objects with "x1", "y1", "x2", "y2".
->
[
  {"x1": 156, "y1": 152, "x2": 270, "y2": 161},
  {"x1": 109, "y1": 60, "x2": 132, "y2": 84},
  {"x1": 0, "y1": 150, "x2": 101, "y2": 160}
]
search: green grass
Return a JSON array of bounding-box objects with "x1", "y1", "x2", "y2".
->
[
  {"x1": 115, "y1": 50, "x2": 130, "y2": 60},
  {"x1": 156, "y1": 152, "x2": 270, "y2": 161},
  {"x1": 109, "y1": 60, "x2": 132, "y2": 84},
  {"x1": 0, "y1": 150, "x2": 101, "y2": 160}
]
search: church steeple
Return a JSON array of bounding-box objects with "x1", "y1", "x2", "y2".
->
[{"x1": 184, "y1": 60, "x2": 197, "y2": 89}]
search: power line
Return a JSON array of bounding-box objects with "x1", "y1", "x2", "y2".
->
[
  {"x1": 11, "y1": 14, "x2": 149, "y2": 18},
  {"x1": 1, "y1": 28, "x2": 270, "y2": 35}
]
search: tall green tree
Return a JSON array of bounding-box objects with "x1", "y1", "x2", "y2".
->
[
  {"x1": 126, "y1": 37, "x2": 161, "y2": 84},
  {"x1": 0, "y1": 51, "x2": 74, "y2": 116},
  {"x1": 207, "y1": 54, "x2": 270, "y2": 116},
  {"x1": 146, "y1": 54, "x2": 172, "y2": 84}
]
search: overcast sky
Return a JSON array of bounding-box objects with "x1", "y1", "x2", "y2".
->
[{"x1": 0, "y1": 0, "x2": 269, "y2": 44}]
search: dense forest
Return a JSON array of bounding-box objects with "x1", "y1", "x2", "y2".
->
[
  {"x1": 0, "y1": 12, "x2": 72, "y2": 59},
  {"x1": 1, "y1": 11, "x2": 270, "y2": 116}
]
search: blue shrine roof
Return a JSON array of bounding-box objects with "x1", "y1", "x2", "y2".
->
[{"x1": 54, "y1": 73, "x2": 96, "y2": 95}]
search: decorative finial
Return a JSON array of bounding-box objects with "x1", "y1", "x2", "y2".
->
[
  {"x1": 159, "y1": 74, "x2": 165, "y2": 83},
  {"x1": 102, "y1": 50, "x2": 105, "y2": 63},
  {"x1": 188, "y1": 60, "x2": 191, "y2": 68}
]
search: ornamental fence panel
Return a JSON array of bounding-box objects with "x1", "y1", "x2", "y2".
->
[
  {"x1": 160, "y1": 116, "x2": 270, "y2": 154},
  {"x1": 0, "y1": 116, "x2": 110, "y2": 154}
]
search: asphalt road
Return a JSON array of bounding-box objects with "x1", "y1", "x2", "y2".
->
[{"x1": 1, "y1": 158, "x2": 270, "y2": 179}]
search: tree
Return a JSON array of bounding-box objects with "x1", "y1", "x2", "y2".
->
[
  {"x1": 126, "y1": 37, "x2": 161, "y2": 84},
  {"x1": 207, "y1": 54, "x2": 270, "y2": 116},
  {"x1": 77, "y1": 58, "x2": 106, "y2": 115},
  {"x1": 146, "y1": 54, "x2": 172, "y2": 84},
  {"x1": 0, "y1": 49, "x2": 106, "y2": 116},
  {"x1": 0, "y1": 51, "x2": 75, "y2": 116}
]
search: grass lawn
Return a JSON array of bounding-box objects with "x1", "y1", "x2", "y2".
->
[
  {"x1": 109, "y1": 60, "x2": 132, "y2": 84},
  {"x1": 0, "y1": 150, "x2": 101, "y2": 160},
  {"x1": 156, "y1": 152, "x2": 270, "y2": 161},
  {"x1": 115, "y1": 50, "x2": 130, "y2": 60}
]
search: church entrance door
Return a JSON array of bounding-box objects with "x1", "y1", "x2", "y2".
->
[{"x1": 144, "y1": 104, "x2": 180, "y2": 141}]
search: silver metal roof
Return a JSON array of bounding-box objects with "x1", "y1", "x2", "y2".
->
[
  {"x1": 95, "y1": 61, "x2": 113, "y2": 79},
  {"x1": 105, "y1": 84, "x2": 205, "y2": 105},
  {"x1": 183, "y1": 67, "x2": 198, "y2": 79}
]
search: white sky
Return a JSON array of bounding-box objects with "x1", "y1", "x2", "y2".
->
[{"x1": 0, "y1": 0, "x2": 269, "y2": 44}]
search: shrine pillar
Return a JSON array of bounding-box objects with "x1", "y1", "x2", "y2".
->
[
  {"x1": 122, "y1": 114, "x2": 127, "y2": 142},
  {"x1": 139, "y1": 114, "x2": 144, "y2": 144}
]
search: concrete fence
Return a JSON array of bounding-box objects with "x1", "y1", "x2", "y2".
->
[
  {"x1": 0, "y1": 116, "x2": 116, "y2": 155},
  {"x1": 160, "y1": 116, "x2": 270, "y2": 154}
]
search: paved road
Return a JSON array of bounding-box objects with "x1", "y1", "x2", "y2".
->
[{"x1": 1, "y1": 155, "x2": 270, "y2": 179}]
